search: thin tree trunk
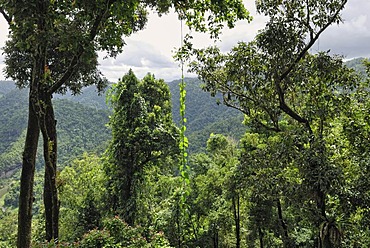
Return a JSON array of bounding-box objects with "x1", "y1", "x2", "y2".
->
[
  {"x1": 17, "y1": 31, "x2": 45, "y2": 246},
  {"x1": 213, "y1": 227, "x2": 218, "y2": 248},
  {"x1": 317, "y1": 186, "x2": 330, "y2": 248},
  {"x1": 121, "y1": 154, "x2": 136, "y2": 226},
  {"x1": 258, "y1": 227, "x2": 264, "y2": 248},
  {"x1": 40, "y1": 92, "x2": 59, "y2": 242},
  {"x1": 277, "y1": 198, "x2": 291, "y2": 247},
  {"x1": 122, "y1": 171, "x2": 135, "y2": 226},
  {"x1": 232, "y1": 193, "x2": 241, "y2": 248},
  {"x1": 17, "y1": 94, "x2": 40, "y2": 248}
]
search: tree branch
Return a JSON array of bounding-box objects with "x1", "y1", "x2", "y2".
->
[
  {"x1": 274, "y1": 0, "x2": 347, "y2": 134},
  {"x1": 0, "y1": 7, "x2": 12, "y2": 25},
  {"x1": 223, "y1": 95, "x2": 281, "y2": 132},
  {"x1": 280, "y1": 0, "x2": 347, "y2": 82},
  {"x1": 48, "y1": 0, "x2": 115, "y2": 95}
]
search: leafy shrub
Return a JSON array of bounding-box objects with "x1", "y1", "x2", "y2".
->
[
  {"x1": 79, "y1": 229, "x2": 113, "y2": 248},
  {"x1": 78, "y1": 216, "x2": 171, "y2": 248}
]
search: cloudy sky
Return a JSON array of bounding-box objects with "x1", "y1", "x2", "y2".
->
[{"x1": 1, "y1": 0, "x2": 369, "y2": 82}]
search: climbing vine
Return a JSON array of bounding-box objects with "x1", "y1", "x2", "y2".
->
[{"x1": 179, "y1": 75, "x2": 190, "y2": 204}]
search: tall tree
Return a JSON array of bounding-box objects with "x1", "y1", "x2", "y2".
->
[
  {"x1": 0, "y1": 0, "x2": 249, "y2": 246},
  {"x1": 105, "y1": 70, "x2": 179, "y2": 226},
  {"x1": 189, "y1": 0, "x2": 359, "y2": 246}
]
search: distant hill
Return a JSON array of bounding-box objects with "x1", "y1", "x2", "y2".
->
[
  {"x1": 168, "y1": 78, "x2": 245, "y2": 152},
  {"x1": 54, "y1": 85, "x2": 108, "y2": 110},
  {"x1": 0, "y1": 81, "x2": 16, "y2": 98},
  {"x1": 0, "y1": 87, "x2": 110, "y2": 176},
  {"x1": 345, "y1": 57, "x2": 367, "y2": 75},
  {"x1": 0, "y1": 88, "x2": 28, "y2": 155}
]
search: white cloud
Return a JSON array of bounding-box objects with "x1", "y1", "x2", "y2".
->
[
  {"x1": 0, "y1": 17, "x2": 9, "y2": 80},
  {"x1": 315, "y1": 0, "x2": 370, "y2": 58}
]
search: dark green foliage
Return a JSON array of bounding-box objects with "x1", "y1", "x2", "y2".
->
[
  {"x1": 75, "y1": 217, "x2": 171, "y2": 248},
  {"x1": 105, "y1": 70, "x2": 179, "y2": 225}
]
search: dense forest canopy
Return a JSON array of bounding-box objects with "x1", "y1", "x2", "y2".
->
[{"x1": 1, "y1": 0, "x2": 370, "y2": 247}]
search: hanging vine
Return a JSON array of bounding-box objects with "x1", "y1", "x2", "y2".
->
[
  {"x1": 179, "y1": 67, "x2": 190, "y2": 205},
  {"x1": 174, "y1": 16, "x2": 191, "y2": 248}
]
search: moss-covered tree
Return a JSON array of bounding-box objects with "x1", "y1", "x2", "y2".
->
[{"x1": 105, "y1": 70, "x2": 179, "y2": 225}]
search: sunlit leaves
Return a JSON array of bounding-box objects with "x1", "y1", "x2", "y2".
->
[{"x1": 58, "y1": 153, "x2": 106, "y2": 241}]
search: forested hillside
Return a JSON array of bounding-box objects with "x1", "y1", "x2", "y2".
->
[
  {"x1": 0, "y1": 81, "x2": 16, "y2": 98},
  {"x1": 0, "y1": 86, "x2": 110, "y2": 176},
  {"x1": 169, "y1": 78, "x2": 245, "y2": 152},
  {"x1": 0, "y1": 87, "x2": 28, "y2": 156}
]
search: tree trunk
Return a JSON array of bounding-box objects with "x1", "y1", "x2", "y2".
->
[
  {"x1": 40, "y1": 91, "x2": 59, "y2": 242},
  {"x1": 17, "y1": 32, "x2": 46, "y2": 246},
  {"x1": 213, "y1": 224, "x2": 219, "y2": 248},
  {"x1": 277, "y1": 198, "x2": 291, "y2": 247},
  {"x1": 316, "y1": 186, "x2": 330, "y2": 248},
  {"x1": 232, "y1": 193, "x2": 241, "y2": 248},
  {"x1": 17, "y1": 94, "x2": 40, "y2": 248},
  {"x1": 258, "y1": 227, "x2": 264, "y2": 248}
]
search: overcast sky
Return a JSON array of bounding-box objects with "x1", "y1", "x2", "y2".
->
[{"x1": 1, "y1": 0, "x2": 369, "y2": 82}]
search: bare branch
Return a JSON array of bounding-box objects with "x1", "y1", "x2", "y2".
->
[{"x1": 0, "y1": 7, "x2": 12, "y2": 25}]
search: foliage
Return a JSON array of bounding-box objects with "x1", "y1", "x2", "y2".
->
[
  {"x1": 105, "y1": 70, "x2": 179, "y2": 225},
  {"x1": 32, "y1": 217, "x2": 172, "y2": 247},
  {"x1": 187, "y1": 0, "x2": 370, "y2": 246},
  {"x1": 0, "y1": 209, "x2": 17, "y2": 247},
  {"x1": 175, "y1": 133, "x2": 244, "y2": 247},
  {"x1": 1, "y1": 1, "x2": 369, "y2": 244},
  {"x1": 78, "y1": 216, "x2": 172, "y2": 248},
  {"x1": 57, "y1": 153, "x2": 107, "y2": 242}
]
